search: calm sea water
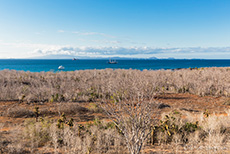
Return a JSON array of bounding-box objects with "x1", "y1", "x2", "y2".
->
[{"x1": 0, "y1": 59, "x2": 230, "y2": 72}]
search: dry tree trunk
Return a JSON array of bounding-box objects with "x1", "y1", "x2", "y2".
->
[{"x1": 100, "y1": 93, "x2": 157, "y2": 154}]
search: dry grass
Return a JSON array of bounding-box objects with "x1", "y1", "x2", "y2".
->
[{"x1": 1, "y1": 118, "x2": 127, "y2": 154}]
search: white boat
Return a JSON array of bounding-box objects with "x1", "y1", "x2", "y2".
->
[
  {"x1": 108, "y1": 59, "x2": 118, "y2": 64},
  {"x1": 58, "y1": 65, "x2": 65, "y2": 70}
]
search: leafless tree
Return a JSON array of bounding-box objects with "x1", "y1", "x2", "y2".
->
[
  {"x1": 2, "y1": 67, "x2": 230, "y2": 102},
  {"x1": 101, "y1": 94, "x2": 157, "y2": 154}
]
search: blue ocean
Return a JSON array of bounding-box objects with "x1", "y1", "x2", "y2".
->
[{"x1": 0, "y1": 59, "x2": 230, "y2": 72}]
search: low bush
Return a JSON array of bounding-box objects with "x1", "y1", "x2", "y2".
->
[
  {"x1": 1, "y1": 68, "x2": 230, "y2": 103},
  {"x1": 21, "y1": 117, "x2": 126, "y2": 153},
  {"x1": 5, "y1": 106, "x2": 34, "y2": 118},
  {"x1": 57, "y1": 103, "x2": 89, "y2": 115}
]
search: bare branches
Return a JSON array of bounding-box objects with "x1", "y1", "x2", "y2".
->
[
  {"x1": 100, "y1": 94, "x2": 156, "y2": 154},
  {"x1": 1, "y1": 67, "x2": 230, "y2": 103}
]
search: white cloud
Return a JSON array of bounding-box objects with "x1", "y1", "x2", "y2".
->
[
  {"x1": 2, "y1": 40, "x2": 230, "y2": 58},
  {"x1": 91, "y1": 39, "x2": 121, "y2": 44},
  {"x1": 57, "y1": 30, "x2": 65, "y2": 33},
  {"x1": 33, "y1": 46, "x2": 230, "y2": 57},
  {"x1": 0, "y1": 41, "x2": 59, "y2": 49},
  {"x1": 56, "y1": 29, "x2": 115, "y2": 38},
  {"x1": 72, "y1": 31, "x2": 115, "y2": 38}
]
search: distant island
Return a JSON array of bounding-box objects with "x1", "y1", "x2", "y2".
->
[{"x1": 28, "y1": 54, "x2": 204, "y2": 60}]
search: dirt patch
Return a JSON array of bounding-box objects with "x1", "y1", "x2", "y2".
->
[
  {"x1": 1, "y1": 93, "x2": 229, "y2": 128},
  {"x1": 155, "y1": 93, "x2": 229, "y2": 114}
]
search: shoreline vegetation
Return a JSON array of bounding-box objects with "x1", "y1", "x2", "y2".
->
[
  {"x1": 1, "y1": 67, "x2": 230, "y2": 102},
  {"x1": 1, "y1": 67, "x2": 230, "y2": 153}
]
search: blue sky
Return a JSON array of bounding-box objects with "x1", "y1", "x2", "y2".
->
[{"x1": 0, "y1": 0, "x2": 230, "y2": 59}]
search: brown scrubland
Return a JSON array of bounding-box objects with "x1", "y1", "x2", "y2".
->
[{"x1": 1, "y1": 67, "x2": 230, "y2": 153}]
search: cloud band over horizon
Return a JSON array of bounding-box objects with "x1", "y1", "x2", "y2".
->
[
  {"x1": 2, "y1": 40, "x2": 230, "y2": 59},
  {"x1": 34, "y1": 46, "x2": 230, "y2": 58}
]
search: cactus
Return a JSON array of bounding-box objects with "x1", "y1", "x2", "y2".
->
[
  {"x1": 56, "y1": 113, "x2": 74, "y2": 129},
  {"x1": 203, "y1": 109, "x2": 210, "y2": 118},
  {"x1": 151, "y1": 111, "x2": 200, "y2": 144},
  {"x1": 19, "y1": 94, "x2": 26, "y2": 103},
  {"x1": 34, "y1": 107, "x2": 40, "y2": 122},
  {"x1": 78, "y1": 124, "x2": 84, "y2": 136},
  {"x1": 66, "y1": 118, "x2": 74, "y2": 128}
]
